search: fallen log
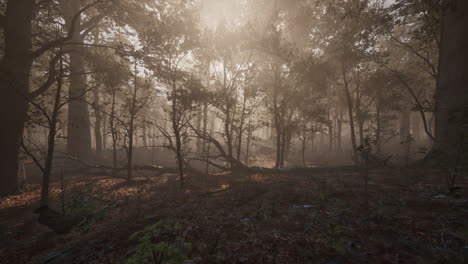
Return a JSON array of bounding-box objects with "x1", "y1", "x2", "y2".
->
[{"x1": 249, "y1": 165, "x2": 361, "y2": 175}]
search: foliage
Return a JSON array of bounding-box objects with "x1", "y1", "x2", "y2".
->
[{"x1": 127, "y1": 219, "x2": 191, "y2": 264}]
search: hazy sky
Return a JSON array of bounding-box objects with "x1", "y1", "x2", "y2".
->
[{"x1": 199, "y1": 0, "x2": 246, "y2": 28}]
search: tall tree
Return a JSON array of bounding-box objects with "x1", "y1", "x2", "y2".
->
[
  {"x1": 60, "y1": 0, "x2": 103, "y2": 161},
  {"x1": 0, "y1": 0, "x2": 89, "y2": 195},
  {"x1": 0, "y1": 0, "x2": 35, "y2": 195},
  {"x1": 433, "y1": 0, "x2": 468, "y2": 157}
]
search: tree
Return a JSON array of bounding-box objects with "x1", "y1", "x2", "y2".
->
[
  {"x1": 433, "y1": 1, "x2": 468, "y2": 157},
  {"x1": 122, "y1": 56, "x2": 152, "y2": 180},
  {"x1": 60, "y1": 0, "x2": 107, "y2": 161},
  {"x1": 0, "y1": 0, "x2": 93, "y2": 195}
]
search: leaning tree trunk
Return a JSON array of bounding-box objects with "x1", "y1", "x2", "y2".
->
[
  {"x1": 0, "y1": 0, "x2": 34, "y2": 196},
  {"x1": 62, "y1": 0, "x2": 92, "y2": 161},
  {"x1": 434, "y1": 1, "x2": 468, "y2": 156}
]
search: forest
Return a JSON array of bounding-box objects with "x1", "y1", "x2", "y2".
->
[{"x1": 0, "y1": 0, "x2": 467, "y2": 263}]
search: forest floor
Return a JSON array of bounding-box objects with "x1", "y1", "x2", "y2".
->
[{"x1": 1, "y1": 165, "x2": 468, "y2": 264}]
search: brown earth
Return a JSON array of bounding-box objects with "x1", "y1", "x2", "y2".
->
[{"x1": 1, "y1": 166, "x2": 467, "y2": 263}]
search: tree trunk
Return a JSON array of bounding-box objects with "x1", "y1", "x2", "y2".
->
[
  {"x1": 127, "y1": 122, "x2": 134, "y2": 180},
  {"x1": 434, "y1": 1, "x2": 468, "y2": 156},
  {"x1": 126, "y1": 61, "x2": 139, "y2": 180},
  {"x1": 411, "y1": 112, "x2": 421, "y2": 143},
  {"x1": 245, "y1": 117, "x2": 252, "y2": 166},
  {"x1": 142, "y1": 124, "x2": 147, "y2": 147},
  {"x1": 336, "y1": 109, "x2": 343, "y2": 152},
  {"x1": 273, "y1": 64, "x2": 283, "y2": 169},
  {"x1": 196, "y1": 114, "x2": 202, "y2": 154},
  {"x1": 343, "y1": 66, "x2": 358, "y2": 158},
  {"x1": 102, "y1": 106, "x2": 107, "y2": 151},
  {"x1": 93, "y1": 87, "x2": 103, "y2": 160},
  {"x1": 110, "y1": 89, "x2": 118, "y2": 169},
  {"x1": 0, "y1": 0, "x2": 34, "y2": 196},
  {"x1": 63, "y1": 0, "x2": 92, "y2": 161},
  {"x1": 400, "y1": 107, "x2": 411, "y2": 142},
  {"x1": 41, "y1": 56, "x2": 64, "y2": 206},
  {"x1": 376, "y1": 86, "x2": 382, "y2": 152},
  {"x1": 357, "y1": 114, "x2": 364, "y2": 146},
  {"x1": 202, "y1": 102, "x2": 208, "y2": 155},
  {"x1": 301, "y1": 136, "x2": 307, "y2": 167}
]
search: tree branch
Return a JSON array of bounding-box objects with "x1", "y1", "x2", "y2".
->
[
  {"x1": 29, "y1": 53, "x2": 62, "y2": 99},
  {"x1": 390, "y1": 35, "x2": 438, "y2": 80},
  {"x1": 384, "y1": 65, "x2": 435, "y2": 141},
  {"x1": 30, "y1": 1, "x2": 100, "y2": 59},
  {"x1": 80, "y1": 13, "x2": 106, "y2": 40},
  {"x1": 20, "y1": 139, "x2": 46, "y2": 174}
]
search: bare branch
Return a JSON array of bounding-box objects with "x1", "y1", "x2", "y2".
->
[
  {"x1": 30, "y1": 1, "x2": 100, "y2": 59},
  {"x1": 29, "y1": 53, "x2": 61, "y2": 99},
  {"x1": 383, "y1": 65, "x2": 435, "y2": 141},
  {"x1": 20, "y1": 139, "x2": 46, "y2": 174},
  {"x1": 390, "y1": 35, "x2": 438, "y2": 80},
  {"x1": 80, "y1": 13, "x2": 106, "y2": 40}
]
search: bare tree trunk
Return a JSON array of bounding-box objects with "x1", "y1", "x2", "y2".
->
[
  {"x1": 434, "y1": 1, "x2": 468, "y2": 156},
  {"x1": 376, "y1": 86, "x2": 382, "y2": 152},
  {"x1": 327, "y1": 112, "x2": 333, "y2": 152},
  {"x1": 196, "y1": 114, "x2": 202, "y2": 154},
  {"x1": 110, "y1": 89, "x2": 118, "y2": 169},
  {"x1": 202, "y1": 103, "x2": 208, "y2": 155},
  {"x1": 301, "y1": 135, "x2": 307, "y2": 167},
  {"x1": 357, "y1": 114, "x2": 364, "y2": 146},
  {"x1": 342, "y1": 62, "x2": 358, "y2": 158},
  {"x1": 142, "y1": 124, "x2": 147, "y2": 147},
  {"x1": 41, "y1": 54, "x2": 64, "y2": 206},
  {"x1": 0, "y1": 0, "x2": 34, "y2": 196},
  {"x1": 126, "y1": 121, "x2": 134, "y2": 180},
  {"x1": 236, "y1": 94, "x2": 248, "y2": 161},
  {"x1": 273, "y1": 64, "x2": 283, "y2": 169},
  {"x1": 245, "y1": 117, "x2": 252, "y2": 166},
  {"x1": 170, "y1": 76, "x2": 184, "y2": 187},
  {"x1": 336, "y1": 109, "x2": 343, "y2": 152},
  {"x1": 93, "y1": 87, "x2": 103, "y2": 160},
  {"x1": 63, "y1": 0, "x2": 92, "y2": 161},
  {"x1": 126, "y1": 61, "x2": 138, "y2": 180},
  {"x1": 429, "y1": 114, "x2": 434, "y2": 142},
  {"x1": 412, "y1": 112, "x2": 421, "y2": 143},
  {"x1": 102, "y1": 104, "x2": 107, "y2": 151},
  {"x1": 400, "y1": 107, "x2": 411, "y2": 142}
]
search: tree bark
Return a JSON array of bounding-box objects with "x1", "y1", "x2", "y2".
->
[
  {"x1": 342, "y1": 64, "x2": 357, "y2": 158},
  {"x1": 434, "y1": 1, "x2": 468, "y2": 156},
  {"x1": 400, "y1": 107, "x2": 411, "y2": 142},
  {"x1": 110, "y1": 89, "x2": 118, "y2": 169},
  {"x1": 93, "y1": 87, "x2": 103, "y2": 160},
  {"x1": 411, "y1": 112, "x2": 421, "y2": 143},
  {"x1": 336, "y1": 109, "x2": 343, "y2": 152},
  {"x1": 376, "y1": 86, "x2": 382, "y2": 152},
  {"x1": 41, "y1": 55, "x2": 64, "y2": 206},
  {"x1": 0, "y1": 0, "x2": 34, "y2": 196},
  {"x1": 62, "y1": 0, "x2": 92, "y2": 161}
]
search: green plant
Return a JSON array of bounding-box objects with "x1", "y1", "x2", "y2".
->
[
  {"x1": 316, "y1": 224, "x2": 352, "y2": 256},
  {"x1": 127, "y1": 219, "x2": 191, "y2": 264}
]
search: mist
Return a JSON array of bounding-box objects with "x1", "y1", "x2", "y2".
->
[{"x1": 1, "y1": 0, "x2": 467, "y2": 263}]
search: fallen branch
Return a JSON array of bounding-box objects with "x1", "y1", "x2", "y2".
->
[{"x1": 198, "y1": 187, "x2": 231, "y2": 197}]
